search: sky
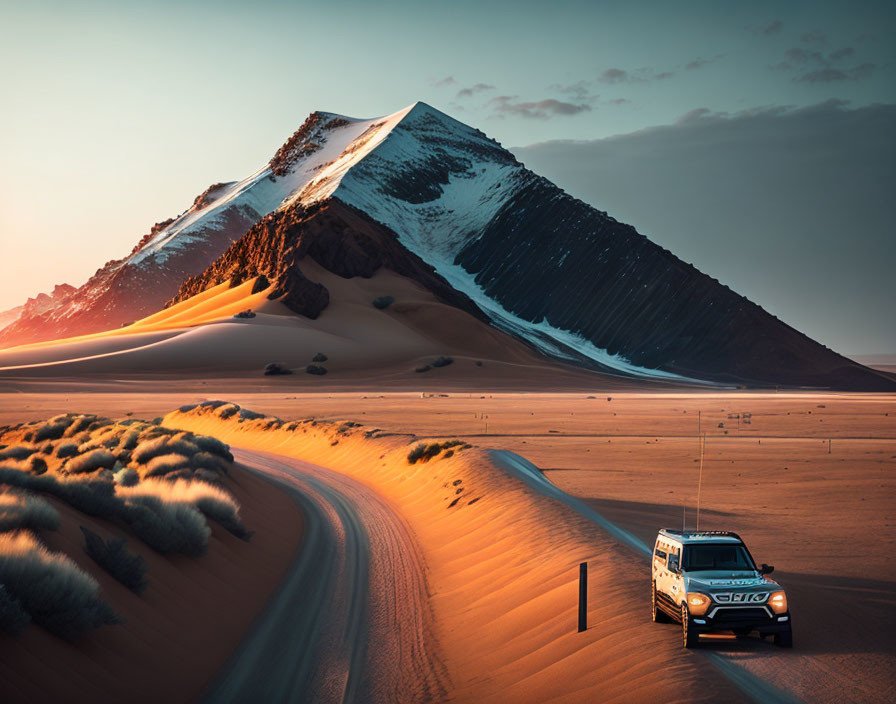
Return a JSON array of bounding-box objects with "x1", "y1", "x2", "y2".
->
[{"x1": 0, "y1": 0, "x2": 894, "y2": 352}]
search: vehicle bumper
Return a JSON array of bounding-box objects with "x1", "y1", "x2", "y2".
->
[{"x1": 690, "y1": 610, "x2": 791, "y2": 634}]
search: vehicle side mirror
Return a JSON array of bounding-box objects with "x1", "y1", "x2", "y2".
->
[
  {"x1": 668, "y1": 555, "x2": 680, "y2": 574},
  {"x1": 759, "y1": 563, "x2": 774, "y2": 575}
]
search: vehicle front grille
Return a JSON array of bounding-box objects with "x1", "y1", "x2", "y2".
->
[
  {"x1": 713, "y1": 592, "x2": 768, "y2": 604},
  {"x1": 710, "y1": 607, "x2": 771, "y2": 621}
]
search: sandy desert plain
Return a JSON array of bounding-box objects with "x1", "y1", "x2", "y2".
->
[{"x1": 0, "y1": 374, "x2": 892, "y2": 704}]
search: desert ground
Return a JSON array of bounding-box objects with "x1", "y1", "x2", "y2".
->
[{"x1": 1, "y1": 387, "x2": 892, "y2": 703}]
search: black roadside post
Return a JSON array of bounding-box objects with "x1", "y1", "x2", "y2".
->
[{"x1": 578, "y1": 562, "x2": 588, "y2": 632}]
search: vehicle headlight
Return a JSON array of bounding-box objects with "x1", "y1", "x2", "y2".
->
[
  {"x1": 769, "y1": 591, "x2": 788, "y2": 614},
  {"x1": 686, "y1": 592, "x2": 711, "y2": 616}
]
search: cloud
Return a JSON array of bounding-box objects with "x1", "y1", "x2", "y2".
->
[
  {"x1": 774, "y1": 45, "x2": 874, "y2": 82},
  {"x1": 456, "y1": 83, "x2": 495, "y2": 99},
  {"x1": 800, "y1": 30, "x2": 828, "y2": 46},
  {"x1": 549, "y1": 80, "x2": 597, "y2": 102},
  {"x1": 429, "y1": 76, "x2": 457, "y2": 87},
  {"x1": 761, "y1": 20, "x2": 783, "y2": 35},
  {"x1": 598, "y1": 67, "x2": 675, "y2": 84},
  {"x1": 796, "y1": 63, "x2": 876, "y2": 83},
  {"x1": 598, "y1": 68, "x2": 629, "y2": 84},
  {"x1": 512, "y1": 100, "x2": 896, "y2": 354},
  {"x1": 829, "y1": 47, "x2": 856, "y2": 62},
  {"x1": 488, "y1": 96, "x2": 591, "y2": 119}
]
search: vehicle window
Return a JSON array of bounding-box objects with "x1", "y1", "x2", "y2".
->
[
  {"x1": 654, "y1": 548, "x2": 667, "y2": 560},
  {"x1": 682, "y1": 544, "x2": 755, "y2": 571}
]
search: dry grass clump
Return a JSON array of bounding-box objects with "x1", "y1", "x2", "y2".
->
[
  {"x1": 81, "y1": 527, "x2": 148, "y2": 594},
  {"x1": 0, "y1": 489, "x2": 60, "y2": 533},
  {"x1": 1, "y1": 415, "x2": 249, "y2": 558},
  {"x1": 118, "y1": 494, "x2": 210, "y2": 557},
  {"x1": 64, "y1": 448, "x2": 116, "y2": 474},
  {"x1": 120, "y1": 479, "x2": 251, "y2": 541},
  {"x1": 407, "y1": 440, "x2": 468, "y2": 464},
  {"x1": 0, "y1": 531, "x2": 119, "y2": 640}
]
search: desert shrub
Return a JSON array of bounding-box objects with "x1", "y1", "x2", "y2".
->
[
  {"x1": 81, "y1": 527, "x2": 148, "y2": 594},
  {"x1": 124, "y1": 480, "x2": 250, "y2": 541},
  {"x1": 63, "y1": 416, "x2": 98, "y2": 438},
  {"x1": 114, "y1": 429, "x2": 140, "y2": 455},
  {"x1": 132, "y1": 436, "x2": 199, "y2": 464},
  {"x1": 119, "y1": 496, "x2": 209, "y2": 556},
  {"x1": 217, "y1": 405, "x2": 239, "y2": 419},
  {"x1": 0, "y1": 490, "x2": 60, "y2": 533},
  {"x1": 263, "y1": 363, "x2": 292, "y2": 376},
  {"x1": 191, "y1": 451, "x2": 228, "y2": 475},
  {"x1": 54, "y1": 478, "x2": 121, "y2": 518},
  {"x1": 306, "y1": 365, "x2": 327, "y2": 376},
  {"x1": 194, "y1": 469, "x2": 223, "y2": 484},
  {"x1": 312, "y1": 352, "x2": 328, "y2": 362},
  {"x1": 432, "y1": 356, "x2": 454, "y2": 368},
  {"x1": 191, "y1": 436, "x2": 233, "y2": 462},
  {"x1": 0, "y1": 446, "x2": 35, "y2": 461},
  {"x1": 28, "y1": 455, "x2": 47, "y2": 474},
  {"x1": 238, "y1": 408, "x2": 264, "y2": 421},
  {"x1": 55, "y1": 442, "x2": 79, "y2": 459},
  {"x1": 407, "y1": 440, "x2": 466, "y2": 464},
  {"x1": 372, "y1": 295, "x2": 394, "y2": 309},
  {"x1": 0, "y1": 532, "x2": 120, "y2": 640},
  {"x1": 39, "y1": 442, "x2": 54, "y2": 455},
  {"x1": 198, "y1": 400, "x2": 226, "y2": 409},
  {"x1": 144, "y1": 453, "x2": 191, "y2": 478},
  {"x1": 65, "y1": 449, "x2": 116, "y2": 474},
  {"x1": 178, "y1": 404, "x2": 198, "y2": 413},
  {"x1": 35, "y1": 421, "x2": 68, "y2": 442},
  {"x1": 414, "y1": 365, "x2": 431, "y2": 373},
  {"x1": 0, "y1": 584, "x2": 30, "y2": 635},
  {"x1": 233, "y1": 309, "x2": 256, "y2": 319},
  {"x1": 114, "y1": 467, "x2": 140, "y2": 487}
]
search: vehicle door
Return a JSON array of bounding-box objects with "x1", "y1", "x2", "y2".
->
[{"x1": 666, "y1": 545, "x2": 684, "y2": 605}]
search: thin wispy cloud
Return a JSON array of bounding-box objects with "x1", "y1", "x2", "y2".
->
[
  {"x1": 800, "y1": 30, "x2": 828, "y2": 46},
  {"x1": 428, "y1": 76, "x2": 457, "y2": 87},
  {"x1": 456, "y1": 83, "x2": 495, "y2": 99},
  {"x1": 797, "y1": 63, "x2": 876, "y2": 83},
  {"x1": 598, "y1": 67, "x2": 676, "y2": 84},
  {"x1": 751, "y1": 20, "x2": 783, "y2": 36},
  {"x1": 774, "y1": 44, "x2": 876, "y2": 83},
  {"x1": 549, "y1": 80, "x2": 596, "y2": 102},
  {"x1": 488, "y1": 96, "x2": 591, "y2": 120}
]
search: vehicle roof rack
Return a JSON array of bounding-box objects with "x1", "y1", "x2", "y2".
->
[{"x1": 659, "y1": 529, "x2": 743, "y2": 541}]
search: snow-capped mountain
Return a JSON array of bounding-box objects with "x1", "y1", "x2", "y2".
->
[{"x1": 3, "y1": 102, "x2": 890, "y2": 389}]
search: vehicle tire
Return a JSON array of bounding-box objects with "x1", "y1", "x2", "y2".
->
[
  {"x1": 774, "y1": 625, "x2": 793, "y2": 648},
  {"x1": 652, "y1": 582, "x2": 671, "y2": 623},
  {"x1": 734, "y1": 628, "x2": 751, "y2": 638},
  {"x1": 681, "y1": 603, "x2": 699, "y2": 648}
]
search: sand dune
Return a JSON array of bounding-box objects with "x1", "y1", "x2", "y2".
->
[
  {"x1": 0, "y1": 266, "x2": 615, "y2": 384},
  {"x1": 165, "y1": 402, "x2": 750, "y2": 703}
]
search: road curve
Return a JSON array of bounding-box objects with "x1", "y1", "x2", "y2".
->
[{"x1": 202, "y1": 448, "x2": 449, "y2": 704}]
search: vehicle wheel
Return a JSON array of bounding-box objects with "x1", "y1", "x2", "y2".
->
[
  {"x1": 681, "y1": 603, "x2": 699, "y2": 648},
  {"x1": 774, "y1": 626, "x2": 793, "y2": 648},
  {"x1": 734, "y1": 628, "x2": 751, "y2": 638},
  {"x1": 652, "y1": 582, "x2": 671, "y2": 623}
]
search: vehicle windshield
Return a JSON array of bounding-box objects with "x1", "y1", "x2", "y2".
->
[{"x1": 682, "y1": 544, "x2": 756, "y2": 572}]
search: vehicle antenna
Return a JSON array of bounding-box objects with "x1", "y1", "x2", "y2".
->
[{"x1": 696, "y1": 432, "x2": 706, "y2": 531}]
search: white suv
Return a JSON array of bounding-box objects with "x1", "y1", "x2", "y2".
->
[{"x1": 651, "y1": 529, "x2": 792, "y2": 648}]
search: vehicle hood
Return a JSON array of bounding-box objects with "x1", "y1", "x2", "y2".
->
[{"x1": 685, "y1": 572, "x2": 781, "y2": 590}]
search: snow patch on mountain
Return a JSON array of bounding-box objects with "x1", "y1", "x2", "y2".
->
[{"x1": 329, "y1": 103, "x2": 693, "y2": 380}]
